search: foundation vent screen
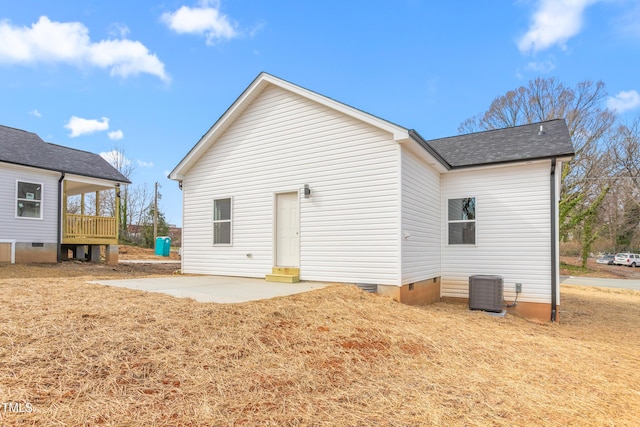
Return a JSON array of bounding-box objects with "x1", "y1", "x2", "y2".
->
[{"x1": 355, "y1": 283, "x2": 377, "y2": 293}]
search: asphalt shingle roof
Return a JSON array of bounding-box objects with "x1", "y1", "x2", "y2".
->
[
  {"x1": 0, "y1": 125, "x2": 130, "y2": 183},
  {"x1": 423, "y1": 119, "x2": 575, "y2": 169}
]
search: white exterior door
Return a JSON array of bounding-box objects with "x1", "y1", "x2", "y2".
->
[{"x1": 275, "y1": 192, "x2": 299, "y2": 267}]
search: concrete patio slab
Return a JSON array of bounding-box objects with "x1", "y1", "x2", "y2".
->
[{"x1": 89, "y1": 275, "x2": 334, "y2": 303}]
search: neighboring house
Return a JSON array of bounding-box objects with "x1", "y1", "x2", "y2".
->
[
  {"x1": 169, "y1": 73, "x2": 574, "y2": 322},
  {"x1": 0, "y1": 125, "x2": 130, "y2": 264},
  {"x1": 167, "y1": 225, "x2": 182, "y2": 247}
]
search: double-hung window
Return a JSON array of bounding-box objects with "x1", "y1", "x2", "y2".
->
[
  {"x1": 448, "y1": 197, "x2": 476, "y2": 245},
  {"x1": 16, "y1": 181, "x2": 43, "y2": 219},
  {"x1": 213, "y1": 198, "x2": 232, "y2": 245}
]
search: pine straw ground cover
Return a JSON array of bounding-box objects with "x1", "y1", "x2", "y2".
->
[{"x1": 0, "y1": 264, "x2": 639, "y2": 426}]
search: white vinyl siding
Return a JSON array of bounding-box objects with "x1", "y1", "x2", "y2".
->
[
  {"x1": 181, "y1": 85, "x2": 400, "y2": 284},
  {"x1": 400, "y1": 146, "x2": 441, "y2": 284},
  {"x1": 441, "y1": 161, "x2": 553, "y2": 304},
  {"x1": 0, "y1": 164, "x2": 58, "y2": 243}
]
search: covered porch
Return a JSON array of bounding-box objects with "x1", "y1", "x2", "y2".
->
[{"x1": 61, "y1": 175, "x2": 122, "y2": 264}]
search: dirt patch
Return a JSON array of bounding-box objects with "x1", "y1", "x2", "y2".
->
[
  {"x1": 119, "y1": 244, "x2": 181, "y2": 261},
  {"x1": 0, "y1": 260, "x2": 179, "y2": 279},
  {"x1": 0, "y1": 263, "x2": 638, "y2": 425}
]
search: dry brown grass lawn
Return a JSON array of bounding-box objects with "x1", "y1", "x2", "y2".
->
[{"x1": 0, "y1": 262, "x2": 639, "y2": 426}]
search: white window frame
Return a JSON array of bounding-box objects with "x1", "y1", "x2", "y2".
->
[
  {"x1": 16, "y1": 180, "x2": 44, "y2": 220},
  {"x1": 213, "y1": 197, "x2": 232, "y2": 245},
  {"x1": 447, "y1": 196, "x2": 476, "y2": 245}
]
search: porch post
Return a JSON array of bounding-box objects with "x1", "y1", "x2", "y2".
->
[
  {"x1": 115, "y1": 184, "x2": 121, "y2": 242},
  {"x1": 62, "y1": 181, "x2": 68, "y2": 240},
  {"x1": 95, "y1": 191, "x2": 100, "y2": 216}
]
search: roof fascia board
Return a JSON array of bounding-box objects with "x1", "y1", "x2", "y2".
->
[
  {"x1": 399, "y1": 136, "x2": 449, "y2": 173},
  {"x1": 1, "y1": 159, "x2": 130, "y2": 184},
  {"x1": 64, "y1": 173, "x2": 123, "y2": 188},
  {"x1": 444, "y1": 155, "x2": 574, "y2": 173},
  {"x1": 407, "y1": 129, "x2": 451, "y2": 170},
  {"x1": 170, "y1": 73, "x2": 270, "y2": 180}
]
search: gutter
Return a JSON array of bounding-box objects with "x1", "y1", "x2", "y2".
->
[
  {"x1": 407, "y1": 129, "x2": 452, "y2": 170},
  {"x1": 57, "y1": 172, "x2": 65, "y2": 262},
  {"x1": 550, "y1": 158, "x2": 557, "y2": 322}
]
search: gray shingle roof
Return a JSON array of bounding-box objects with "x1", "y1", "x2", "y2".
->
[
  {"x1": 420, "y1": 119, "x2": 575, "y2": 169},
  {"x1": 0, "y1": 125, "x2": 130, "y2": 183}
]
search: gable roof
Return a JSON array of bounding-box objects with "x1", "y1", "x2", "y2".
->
[
  {"x1": 0, "y1": 125, "x2": 130, "y2": 183},
  {"x1": 170, "y1": 72, "x2": 575, "y2": 179},
  {"x1": 170, "y1": 72, "x2": 412, "y2": 180},
  {"x1": 422, "y1": 119, "x2": 575, "y2": 169}
]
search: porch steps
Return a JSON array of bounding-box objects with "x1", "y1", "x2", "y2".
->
[{"x1": 265, "y1": 267, "x2": 300, "y2": 283}]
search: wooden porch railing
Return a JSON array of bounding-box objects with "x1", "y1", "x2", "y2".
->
[{"x1": 63, "y1": 214, "x2": 118, "y2": 244}]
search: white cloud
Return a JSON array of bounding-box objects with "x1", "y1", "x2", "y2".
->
[
  {"x1": 100, "y1": 149, "x2": 132, "y2": 169},
  {"x1": 518, "y1": 0, "x2": 598, "y2": 53},
  {"x1": 137, "y1": 160, "x2": 154, "y2": 168},
  {"x1": 607, "y1": 90, "x2": 640, "y2": 113},
  {"x1": 524, "y1": 59, "x2": 556, "y2": 73},
  {"x1": 161, "y1": 1, "x2": 238, "y2": 45},
  {"x1": 108, "y1": 23, "x2": 130, "y2": 38},
  {"x1": 29, "y1": 109, "x2": 42, "y2": 118},
  {"x1": 108, "y1": 129, "x2": 124, "y2": 140},
  {"x1": 89, "y1": 38, "x2": 168, "y2": 80},
  {"x1": 65, "y1": 116, "x2": 109, "y2": 137},
  {"x1": 0, "y1": 16, "x2": 169, "y2": 81}
]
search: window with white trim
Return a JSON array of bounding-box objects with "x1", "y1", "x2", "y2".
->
[
  {"x1": 448, "y1": 197, "x2": 475, "y2": 245},
  {"x1": 16, "y1": 181, "x2": 43, "y2": 219},
  {"x1": 213, "y1": 198, "x2": 232, "y2": 245}
]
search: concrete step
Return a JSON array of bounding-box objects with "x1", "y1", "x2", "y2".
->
[{"x1": 265, "y1": 273, "x2": 300, "y2": 283}]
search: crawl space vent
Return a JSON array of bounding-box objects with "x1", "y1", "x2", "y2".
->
[
  {"x1": 356, "y1": 283, "x2": 377, "y2": 293},
  {"x1": 469, "y1": 275, "x2": 503, "y2": 313}
]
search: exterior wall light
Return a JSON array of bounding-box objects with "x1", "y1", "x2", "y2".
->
[{"x1": 304, "y1": 184, "x2": 311, "y2": 198}]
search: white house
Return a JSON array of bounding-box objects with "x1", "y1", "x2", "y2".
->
[
  {"x1": 0, "y1": 125, "x2": 129, "y2": 264},
  {"x1": 169, "y1": 73, "x2": 574, "y2": 322}
]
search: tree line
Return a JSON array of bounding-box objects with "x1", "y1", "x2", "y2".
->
[{"x1": 460, "y1": 77, "x2": 639, "y2": 267}]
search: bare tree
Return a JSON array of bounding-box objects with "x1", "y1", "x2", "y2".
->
[
  {"x1": 101, "y1": 145, "x2": 136, "y2": 180},
  {"x1": 99, "y1": 146, "x2": 158, "y2": 245},
  {"x1": 609, "y1": 119, "x2": 640, "y2": 195},
  {"x1": 607, "y1": 119, "x2": 640, "y2": 250},
  {"x1": 128, "y1": 183, "x2": 154, "y2": 228}
]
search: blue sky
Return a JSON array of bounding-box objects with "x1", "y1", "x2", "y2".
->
[{"x1": 1, "y1": 0, "x2": 639, "y2": 227}]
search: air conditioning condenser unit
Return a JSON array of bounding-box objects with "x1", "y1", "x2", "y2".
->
[{"x1": 469, "y1": 275, "x2": 503, "y2": 312}]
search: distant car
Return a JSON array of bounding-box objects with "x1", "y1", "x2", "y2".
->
[
  {"x1": 613, "y1": 253, "x2": 640, "y2": 267},
  {"x1": 596, "y1": 254, "x2": 615, "y2": 265}
]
